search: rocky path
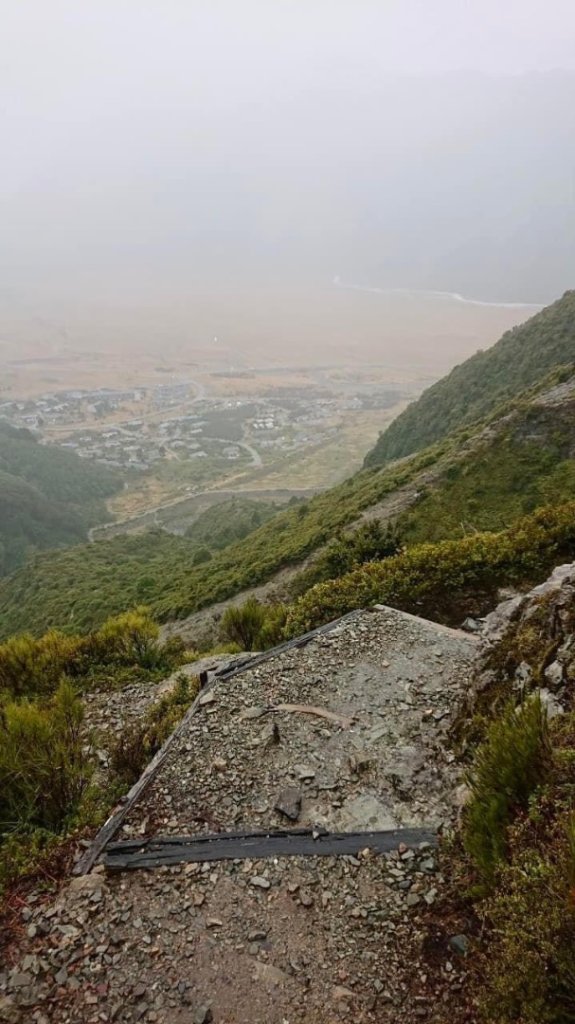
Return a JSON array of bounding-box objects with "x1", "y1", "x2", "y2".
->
[{"x1": 1, "y1": 608, "x2": 478, "y2": 1024}]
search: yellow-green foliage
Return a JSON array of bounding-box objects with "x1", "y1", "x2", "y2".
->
[
  {"x1": 0, "y1": 607, "x2": 186, "y2": 699},
  {"x1": 0, "y1": 629, "x2": 80, "y2": 698},
  {"x1": 286, "y1": 501, "x2": 575, "y2": 635},
  {"x1": 479, "y1": 839, "x2": 575, "y2": 1023},
  {"x1": 0, "y1": 680, "x2": 89, "y2": 834},
  {"x1": 219, "y1": 598, "x2": 288, "y2": 651},
  {"x1": 466, "y1": 713, "x2": 575, "y2": 1022},
  {"x1": 462, "y1": 698, "x2": 551, "y2": 883}
]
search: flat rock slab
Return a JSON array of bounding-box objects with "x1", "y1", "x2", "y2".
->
[{"x1": 119, "y1": 607, "x2": 477, "y2": 840}]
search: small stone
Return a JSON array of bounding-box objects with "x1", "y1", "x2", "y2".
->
[
  {"x1": 199, "y1": 690, "x2": 216, "y2": 706},
  {"x1": 239, "y1": 706, "x2": 266, "y2": 720},
  {"x1": 300, "y1": 891, "x2": 314, "y2": 907},
  {"x1": 293, "y1": 764, "x2": 316, "y2": 781},
  {"x1": 252, "y1": 962, "x2": 291, "y2": 986},
  {"x1": 449, "y1": 934, "x2": 469, "y2": 956},
  {"x1": 333, "y1": 985, "x2": 355, "y2": 1001},
  {"x1": 193, "y1": 1006, "x2": 213, "y2": 1024},
  {"x1": 274, "y1": 787, "x2": 302, "y2": 822},
  {"x1": 248, "y1": 929, "x2": 268, "y2": 942},
  {"x1": 406, "y1": 893, "x2": 421, "y2": 907},
  {"x1": 212, "y1": 757, "x2": 227, "y2": 771},
  {"x1": 9, "y1": 972, "x2": 33, "y2": 990},
  {"x1": 250, "y1": 876, "x2": 271, "y2": 890}
]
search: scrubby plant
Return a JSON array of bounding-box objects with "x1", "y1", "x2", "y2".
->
[
  {"x1": 0, "y1": 608, "x2": 187, "y2": 699},
  {"x1": 219, "y1": 598, "x2": 288, "y2": 651},
  {"x1": 0, "y1": 679, "x2": 90, "y2": 834},
  {"x1": 291, "y1": 519, "x2": 401, "y2": 595},
  {"x1": 220, "y1": 597, "x2": 267, "y2": 650},
  {"x1": 0, "y1": 630, "x2": 80, "y2": 698},
  {"x1": 256, "y1": 603, "x2": 288, "y2": 649},
  {"x1": 479, "y1": 841, "x2": 575, "y2": 1023},
  {"x1": 463, "y1": 697, "x2": 551, "y2": 883},
  {"x1": 285, "y1": 501, "x2": 575, "y2": 635}
]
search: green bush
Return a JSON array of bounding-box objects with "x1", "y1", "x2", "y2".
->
[
  {"x1": 285, "y1": 501, "x2": 575, "y2": 635},
  {"x1": 219, "y1": 598, "x2": 288, "y2": 651},
  {"x1": 256, "y1": 603, "x2": 288, "y2": 649},
  {"x1": 476, "y1": 815, "x2": 575, "y2": 1023},
  {"x1": 291, "y1": 519, "x2": 401, "y2": 596},
  {"x1": 220, "y1": 598, "x2": 267, "y2": 650},
  {"x1": 0, "y1": 680, "x2": 90, "y2": 834},
  {"x1": 463, "y1": 697, "x2": 551, "y2": 884},
  {"x1": 0, "y1": 608, "x2": 187, "y2": 699},
  {"x1": 0, "y1": 629, "x2": 79, "y2": 697}
]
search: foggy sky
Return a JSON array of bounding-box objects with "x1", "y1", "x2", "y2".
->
[{"x1": 2, "y1": 1, "x2": 575, "y2": 345}]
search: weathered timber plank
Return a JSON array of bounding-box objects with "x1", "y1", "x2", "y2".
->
[
  {"x1": 103, "y1": 827, "x2": 436, "y2": 871},
  {"x1": 75, "y1": 610, "x2": 363, "y2": 875}
]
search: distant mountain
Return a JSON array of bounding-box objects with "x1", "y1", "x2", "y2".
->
[
  {"x1": 0, "y1": 422, "x2": 120, "y2": 574},
  {"x1": 364, "y1": 290, "x2": 575, "y2": 468}
]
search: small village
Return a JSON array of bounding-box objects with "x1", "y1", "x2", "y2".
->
[{"x1": 0, "y1": 378, "x2": 406, "y2": 473}]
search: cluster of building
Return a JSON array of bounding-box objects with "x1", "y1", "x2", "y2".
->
[{"x1": 0, "y1": 379, "x2": 405, "y2": 473}]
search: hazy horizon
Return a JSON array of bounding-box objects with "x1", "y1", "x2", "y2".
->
[{"x1": 2, "y1": 2, "x2": 575, "y2": 362}]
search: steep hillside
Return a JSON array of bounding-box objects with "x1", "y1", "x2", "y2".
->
[
  {"x1": 0, "y1": 447, "x2": 442, "y2": 638},
  {"x1": 0, "y1": 422, "x2": 121, "y2": 574},
  {"x1": 4, "y1": 369, "x2": 575, "y2": 640},
  {"x1": 365, "y1": 290, "x2": 575, "y2": 468},
  {"x1": 399, "y1": 375, "x2": 575, "y2": 543}
]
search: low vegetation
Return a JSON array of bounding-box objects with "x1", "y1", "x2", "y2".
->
[
  {"x1": 290, "y1": 519, "x2": 401, "y2": 596},
  {"x1": 0, "y1": 609, "x2": 190, "y2": 896},
  {"x1": 402, "y1": 401, "x2": 575, "y2": 543},
  {"x1": 0, "y1": 607, "x2": 187, "y2": 699},
  {"x1": 462, "y1": 697, "x2": 551, "y2": 885},
  {"x1": 220, "y1": 597, "x2": 287, "y2": 651},
  {"x1": 285, "y1": 501, "x2": 575, "y2": 634},
  {"x1": 184, "y1": 496, "x2": 288, "y2": 551},
  {"x1": 451, "y1": 577, "x2": 575, "y2": 1023}
]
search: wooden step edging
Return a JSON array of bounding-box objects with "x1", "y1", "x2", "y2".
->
[{"x1": 74, "y1": 610, "x2": 362, "y2": 875}]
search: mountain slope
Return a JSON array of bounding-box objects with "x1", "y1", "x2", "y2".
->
[
  {"x1": 3, "y1": 291, "x2": 575, "y2": 639},
  {"x1": 0, "y1": 422, "x2": 121, "y2": 574},
  {"x1": 0, "y1": 447, "x2": 441, "y2": 638},
  {"x1": 364, "y1": 290, "x2": 575, "y2": 468},
  {"x1": 4, "y1": 371, "x2": 575, "y2": 640}
]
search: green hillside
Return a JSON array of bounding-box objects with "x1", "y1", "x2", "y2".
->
[
  {"x1": 0, "y1": 422, "x2": 121, "y2": 574},
  {"x1": 364, "y1": 290, "x2": 575, "y2": 468},
  {"x1": 0, "y1": 447, "x2": 442, "y2": 638},
  {"x1": 184, "y1": 496, "x2": 288, "y2": 552},
  {"x1": 400, "y1": 390, "x2": 575, "y2": 543}
]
